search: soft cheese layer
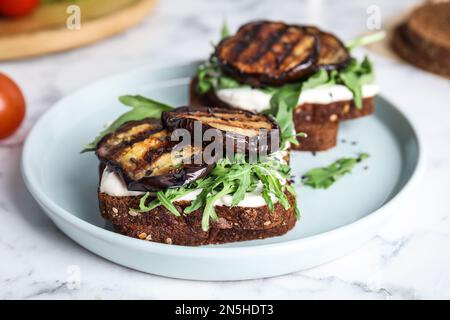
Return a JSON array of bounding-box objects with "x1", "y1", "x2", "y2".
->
[{"x1": 215, "y1": 83, "x2": 379, "y2": 112}]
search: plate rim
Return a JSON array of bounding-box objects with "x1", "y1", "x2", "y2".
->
[{"x1": 21, "y1": 60, "x2": 426, "y2": 256}]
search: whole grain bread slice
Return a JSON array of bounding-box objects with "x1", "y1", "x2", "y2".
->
[{"x1": 98, "y1": 190, "x2": 297, "y2": 246}]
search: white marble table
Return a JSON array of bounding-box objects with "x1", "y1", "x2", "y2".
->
[{"x1": 1, "y1": 0, "x2": 449, "y2": 299}]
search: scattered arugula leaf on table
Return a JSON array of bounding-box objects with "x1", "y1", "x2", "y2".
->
[{"x1": 302, "y1": 153, "x2": 369, "y2": 189}]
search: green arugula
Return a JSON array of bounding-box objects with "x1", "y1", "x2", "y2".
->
[
  {"x1": 136, "y1": 154, "x2": 297, "y2": 231},
  {"x1": 81, "y1": 95, "x2": 172, "y2": 153},
  {"x1": 266, "y1": 83, "x2": 302, "y2": 148},
  {"x1": 301, "y1": 153, "x2": 369, "y2": 189},
  {"x1": 221, "y1": 20, "x2": 231, "y2": 39},
  {"x1": 345, "y1": 31, "x2": 386, "y2": 51}
]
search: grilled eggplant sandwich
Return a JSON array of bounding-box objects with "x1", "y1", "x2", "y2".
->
[
  {"x1": 84, "y1": 96, "x2": 298, "y2": 246},
  {"x1": 191, "y1": 20, "x2": 380, "y2": 151}
]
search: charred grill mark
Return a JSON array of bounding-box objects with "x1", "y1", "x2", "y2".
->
[
  {"x1": 244, "y1": 25, "x2": 289, "y2": 64},
  {"x1": 275, "y1": 31, "x2": 302, "y2": 68},
  {"x1": 100, "y1": 129, "x2": 172, "y2": 181},
  {"x1": 278, "y1": 31, "x2": 316, "y2": 71},
  {"x1": 303, "y1": 26, "x2": 350, "y2": 69},
  {"x1": 228, "y1": 23, "x2": 264, "y2": 61},
  {"x1": 96, "y1": 119, "x2": 162, "y2": 160},
  {"x1": 106, "y1": 128, "x2": 164, "y2": 159},
  {"x1": 143, "y1": 144, "x2": 174, "y2": 169}
]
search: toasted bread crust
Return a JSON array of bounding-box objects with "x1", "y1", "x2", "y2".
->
[
  {"x1": 98, "y1": 190, "x2": 297, "y2": 246},
  {"x1": 294, "y1": 97, "x2": 375, "y2": 122}
]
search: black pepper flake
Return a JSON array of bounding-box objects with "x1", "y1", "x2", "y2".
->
[
  {"x1": 311, "y1": 151, "x2": 316, "y2": 156},
  {"x1": 351, "y1": 141, "x2": 357, "y2": 146},
  {"x1": 340, "y1": 139, "x2": 347, "y2": 143},
  {"x1": 364, "y1": 166, "x2": 369, "y2": 170}
]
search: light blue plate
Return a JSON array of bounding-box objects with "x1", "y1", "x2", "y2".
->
[{"x1": 21, "y1": 62, "x2": 424, "y2": 280}]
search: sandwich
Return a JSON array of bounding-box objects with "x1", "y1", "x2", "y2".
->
[
  {"x1": 84, "y1": 96, "x2": 298, "y2": 246},
  {"x1": 190, "y1": 20, "x2": 379, "y2": 151}
]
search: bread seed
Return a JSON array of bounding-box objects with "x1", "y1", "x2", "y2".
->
[
  {"x1": 343, "y1": 104, "x2": 350, "y2": 113},
  {"x1": 264, "y1": 221, "x2": 271, "y2": 226},
  {"x1": 128, "y1": 209, "x2": 139, "y2": 217},
  {"x1": 165, "y1": 238, "x2": 173, "y2": 244},
  {"x1": 138, "y1": 232, "x2": 147, "y2": 239},
  {"x1": 145, "y1": 234, "x2": 152, "y2": 241},
  {"x1": 112, "y1": 207, "x2": 119, "y2": 214},
  {"x1": 329, "y1": 114, "x2": 338, "y2": 122}
]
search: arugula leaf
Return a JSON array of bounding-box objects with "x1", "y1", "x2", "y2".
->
[
  {"x1": 359, "y1": 56, "x2": 375, "y2": 85},
  {"x1": 218, "y1": 76, "x2": 241, "y2": 89},
  {"x1": 230, "y1": 168, "x2": 251, "y2": 206},
  {"x1": 337, "y1": 57, "x2": 375, "y2": 109},
  {"x1": 339, "y1": 69, "x2": 363, "y2": 109},
  {"x1": 221, "y1": 21, "x2": 230, "y2": 39},
  {"x1": 345, "y1": 31, "x2": 386, "y2": 51},
  {"x1": 286, "y1": 184, "x2": 301, "y2": 218},
  {"x1": 302, "y1": 153, "x2": 369, "y2": 189},
  {"x1": 302, "y1": 69, "x2": 330, "y2": 90},
  {"x1": 119, "y1": 95, "x2": 172, "y2": 111},
  {"x1": 268, "y1": 84, "x2": 302, "y2": 148},
  {"x1": 81, "y1": 95, "x2": 172, "y2": 153},
  {"x1": 156, "y1": 191, "x2": 181, "y2": 216}
]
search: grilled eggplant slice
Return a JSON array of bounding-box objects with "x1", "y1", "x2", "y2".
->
[
  {"x1": 215, "y1": 21, "x2": 319, "y2": 87},
  {"x1": 304, "y1": 26, "x2": 351, "y2": 70},
  {"x1": 162, "y1": 106, "x2": 280, "y2": 155},
  {"x1": 96, "y1": 120, "x2": 211, "y2": 191}
]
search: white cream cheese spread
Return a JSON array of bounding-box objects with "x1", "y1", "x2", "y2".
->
[{"x1": 215, "y1": 83, "x2": 379, "y2": 112}]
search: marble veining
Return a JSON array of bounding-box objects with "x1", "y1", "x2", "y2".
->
[{"x1": 1, "y1": 0, "x2": 450, "y2": 299}]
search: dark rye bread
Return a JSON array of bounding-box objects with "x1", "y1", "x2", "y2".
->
[
  {"x1": 392, "y1": 3, "x2": 450, "y2": 77},
  {"x1": 403, "y1": 2, "x2": 450, "y2": 62},
  {"x1": 190, "y1": 77, "x2": 375, "y2": 151},
  {"x1": 392, "y1": 24, "x2": 450, "y2": 77},
  {"x1": 294, "y1": 97, "x2": 375, "y2": 122},
  {"x1": 98, "y1": 190, "x2": 297, "y2": 246},
  {"x1": 293, "y1": 121, "x2": 338, "y2": 151}
]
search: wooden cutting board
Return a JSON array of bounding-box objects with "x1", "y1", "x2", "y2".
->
[{"x1": 0, "y1": 0, "x2": 157, "y2": 61}]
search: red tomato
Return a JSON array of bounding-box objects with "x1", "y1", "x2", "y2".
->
[
  {"x1": 0, "y1": 73, "x2": 26, "y2": 139},
  {"x1": 0, "y1": 0, "x2": 40, "y2": 18}
]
